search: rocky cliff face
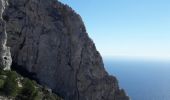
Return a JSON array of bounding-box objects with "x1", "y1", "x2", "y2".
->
[{"x1": 0, "y1": 0, "x2": 129, "y2": 100}]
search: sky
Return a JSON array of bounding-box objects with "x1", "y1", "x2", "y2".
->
[{"x1": 60, "y1": 0, "x2": 170, "y2": 60}]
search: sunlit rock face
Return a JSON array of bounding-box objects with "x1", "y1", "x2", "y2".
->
[
  {"x1": 1, "y1": 0, "x2": 129, "y2": 100},
  {"x1": 0, "y1": 0, "x2": 12, "y2": 70}
]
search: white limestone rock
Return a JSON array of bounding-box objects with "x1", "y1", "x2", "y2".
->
[{"x1": 0, "y1": 0, "x2": 11, "y2": 70}]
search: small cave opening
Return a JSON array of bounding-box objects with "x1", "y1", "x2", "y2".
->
[
  {"x1": 11, "y1": 62, "x2": 40, "y2": 84},
  {"x1": 3, "y1": 56, "x2": 7, "y2": 60}
]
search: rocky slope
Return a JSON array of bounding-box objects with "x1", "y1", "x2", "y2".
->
[{"x1": 0, "y1": 0, "x2": 129, "y2": 100}]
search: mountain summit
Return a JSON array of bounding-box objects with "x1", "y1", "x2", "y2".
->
[{"x1": 0, "y1": 0, "x2": 129, "y2": 100}]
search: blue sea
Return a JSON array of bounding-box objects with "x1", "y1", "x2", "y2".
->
[{"x1": 104, "y1": 58, "x2": 170, "y2": 100}]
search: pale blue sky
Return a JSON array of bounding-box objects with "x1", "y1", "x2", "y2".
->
[{"x1": 60, "y1": 0, "x2": 170, "y2": 60}]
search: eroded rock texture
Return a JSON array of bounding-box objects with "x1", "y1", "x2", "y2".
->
[
  {"x1": 0, "y1": 0, "x2": 11, "y2": 70},
  {"x1": 2, "y1": 0, "x2": 129, "y2": 100}
]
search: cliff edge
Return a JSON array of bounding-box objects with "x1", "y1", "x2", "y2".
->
[{"x1": 0, "y1": 0, "x2": 129, "y2": 100}]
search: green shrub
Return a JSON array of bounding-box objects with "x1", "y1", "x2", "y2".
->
[
  {"x1": 17, "y1": 78, "x2": 38, "y2": 100},
  {"x1": 3, "y1": 71, "x2": 18, "y2": 97},
  {"x1": 0, "y1": 79, "x2": 4, "y2": 88},
  {"x1": 0, "y1": 70, "x2": 9, "y2": 76},
  {"x1": 23, "y1": 79, "x2": 36, "y2": 95}
]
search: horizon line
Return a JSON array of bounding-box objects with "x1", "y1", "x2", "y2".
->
[{"x1": 102, "y1": 55, "x2": 170, "y2": 61}]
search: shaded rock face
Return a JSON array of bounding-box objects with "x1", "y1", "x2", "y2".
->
[
  {"x1": 2, "y1": 0, "x2": 129, "y2": 100},
  {"x1": 0, "y1": 0, "x2": 12, "y2": 70}
]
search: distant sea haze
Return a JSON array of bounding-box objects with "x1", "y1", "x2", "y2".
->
[{"x1": 104, "y1": 58, "x2": 170, "y2": 100}]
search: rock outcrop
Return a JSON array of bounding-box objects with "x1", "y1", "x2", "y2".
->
[
  {"x1": 0, "y1": 0, "x2": 129, "y2": 100},
  {"x1": 0, "y1": 0, "x2": 11, "y2": 70}
]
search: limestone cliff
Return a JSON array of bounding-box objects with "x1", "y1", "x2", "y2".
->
[
  {"x1": 0, "y1": 0, "x2": 11, "y2": 70},
  {"x1": 0, "y1": 0, "x2": 129, "y2": 100}
]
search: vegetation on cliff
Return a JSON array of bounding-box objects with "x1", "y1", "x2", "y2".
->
[{"x1": 0, "y1": 69, "x2": 62, "y2": 100}]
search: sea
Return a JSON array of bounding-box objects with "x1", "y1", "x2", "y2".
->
[{"x1": 104, "y1": 58, "x2": 170, "y2": 100}]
